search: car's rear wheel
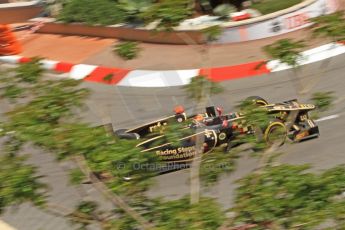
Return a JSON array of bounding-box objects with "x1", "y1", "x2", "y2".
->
[
  {"x1": 246, "y1": 96, "x2": 268, "y2": 106},
  {"x1": 264, "y1": 122, "x2": 287, "y2": 146}
]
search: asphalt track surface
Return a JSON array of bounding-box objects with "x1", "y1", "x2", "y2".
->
[{"x1": 1, "y1": 53, "x2": 345, "y2": 229}]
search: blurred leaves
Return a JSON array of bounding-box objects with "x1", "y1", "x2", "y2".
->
[
  {"x1": 58, "y1": 0, "x2": 127, "y2": 25},
  {"x1": 14, "y1": 57, "x2": 44, "y2": 84},
  {"x1": 112, "y1": 196, "x2": 225, "y2": 230},
  {"x1": 0, "y1": 152, "x2": 46, "y2": 214},
  {"x1": 140, "y1": 0, "x2": 193, "y2": 31},
  {"x1": 310, "y1": 11, "x2": 345, "y2": 42},
  {"x1": 183, "y1": 75, "x2": 223, "y2": 103},
  {"x1": 311, "y1": 91, "x2": 335, "y2": 112},
  {"x1": 202, "y1": 25, "x2": 222, "y2": 42},
  {"x1": 264, "y1": 39, "x2": 306, "y2": 67},
  {"x1": 69, "y1": 168, "x2": 85, "y2": 185},
  {"x1": 236, "y1": 99, "x2": 271, "y2": 130},
  {"x1": 213, "y1": 3, "x2": 236, "y2": 19},
  {"x1": 200, "y1": 148, "x2": 238, "y2": 186},
  {"x1": 0, "y1": 57, "x2": 43, "y2": 101},
  {"x1": 233, "y1": 164, "x2": 345, "y2": 229},
  {"x1": 151, "y1": 121, "x2": 192, "y2": 147},
  {"x1": 153, "y1": 197, "x2": 224, "y2": 230},
  {"x1": 234, "y1": 98, "x2": 273, "y2": 151},
  {"x1": 114, "y1": 41, "x2": 141, "y2": 60},
  {"x1": 118, "y1": 0, "x2": 153, "y2": 23}
]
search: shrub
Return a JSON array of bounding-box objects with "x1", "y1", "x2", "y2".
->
[
  {"x1": 58, "y1": 0, "x2": 126, "y2": 25},
  {"x1": 140, "y1": 0, "x2": 193, "y2": 31},
  {"x1": 213, "y1": 3, "x2": 237, "y2": 19},
  {"x1": 311, "y1": 91, "x2": 335, "y2": 112},
  {"x1": 114, "y1": 41, "x2": 140, "y2": 60},
  {"x1": 117, "y1": 0, "x2": 153, "y2": 23}
]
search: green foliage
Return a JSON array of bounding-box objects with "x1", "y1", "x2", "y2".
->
[
  {"x1": 117, "y1": 0, "x2": 153, "y2": 23},
  {"x1": 310, "y1": 11, "x2": 345, "y2": 42},
  {"x1": 0, "y1": 58, "x2": 43, "y2": 100},
  {"x1": 151, "y1": 121, "x2": 192, "y2": 147},
  {"x1": 2, "y1": 67, "x2": 156, "y2": 196},
  {"x1": 108, "y1": 196, "x2": 224, "y2": 230},
  {"x1": 202, "y1": 25, "x2": 222, "y2": 42},
  {"x1": 89, "y1": 138, "x2": 159, "y2": 196},
  {"x1": 233, "y1": 164, "x2": 345, "y2": 229},
  {"x1": 7, "y1": 80, "x2": 89, "y2": 125},
  {"x1": 153, "y1": 197, "x2": 225, "y2": 230},
  {"x1": 2, "y1": 85, "x2": 24, "y2": 100},
  {"x1": 213, "y1": 3, "x2": 236, "y2": 18},
  {"x1": 5, "y1": 117, "x2": 158, "y2": 197},
  {"x1": 14, "y1": 57, "x2": 44, "y2": 84},
  {"x1": 103, "y1": 73, "x2": 115, "y2": 83},
  {"x1": 183, "y1": 75, "x2": 223, "y2": 103},
  {"x1": 140, "y1": 0, "x2": 193, "y2": 31},
  {"x1": 109, "y1": 197, "x2": 160, "y2": 229},
  {"x1": 0, "y1": 152, "x2": 46, "y2": 213},
  {"x1": 111, "y1": 197, "x2": 225, "y2": 229},
  {"x1": 114, "y1": 41, "x2": 141, "y2": 60},
  {"x1": 200, "y1": 149, "x2": 238, "y2": 186},
  {"x1": 311, "y1": 91, "x2": 335, "y2": 112},
  {"x1": 68, "y1": 200, "x2": 100, "y2": 229},
  {"x1": 58, "y1": 0, "x2": 126, "y2": 25},
  {"x1": 236, "y1": 99, "x2": 271, "y2": 130},
  {"x1": 252, "y1": 0, "x2": 302, "y2": 15},
  {"x1": 264, "y1": 38, "x2": 306, "y2": 67},
  {"x1": 235, "y1": 99, "x2": 273, "y2": 150},
  {"x1": 69, "y1": 168, "x2": 85, "y2": 185},
  {"x1": 76, "y1": 200, "x2": 98, "y2": 216}
]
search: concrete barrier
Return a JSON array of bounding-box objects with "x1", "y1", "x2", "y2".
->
[
  {"x1": 1, "y1": 0, "x2": 342, "y2": 44},
  {"x1": 35, "y1": 21, "x2": 205, "y2": 45},
  {"x1": 217, "y1": 0, "x2": 341, "y2": 43},
  {"x1": 0, "y1": 0, "x2": 43, "y2": 24}
]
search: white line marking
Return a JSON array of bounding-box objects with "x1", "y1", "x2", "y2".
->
[{"x1": 315, "y1": 114, "x2": 340, "y2": 122}]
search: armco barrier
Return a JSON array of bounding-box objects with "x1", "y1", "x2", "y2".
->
[{"x1": 1, "y1": 42, "x2": 345, "y2": 87}]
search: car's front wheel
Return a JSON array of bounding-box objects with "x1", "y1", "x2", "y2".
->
[{"x1": 264, "y1": 122, "x2": 287, "y2": 146}]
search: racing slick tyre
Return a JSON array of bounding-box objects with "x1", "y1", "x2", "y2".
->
[
  {"x1": 114, "y1": 129, "x2": 140, "y2": 140},
  {"x1": 246, "y1": 96, "x2": 268, "y2": 106},
  {"x1": 264, "y1": 122, "x2": 287, "y2": 146}
]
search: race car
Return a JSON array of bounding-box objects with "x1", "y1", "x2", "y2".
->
[
  {"x1": 114, "y1": 96, "x2": 319, "y2": 164},
  {"x1": 247, "y1": 96, "x2": 320, "y2": 144}
]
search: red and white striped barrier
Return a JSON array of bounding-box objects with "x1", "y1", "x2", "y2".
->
[{"x1": 1, "y1": 42, "x2": 345, "y2": 87}]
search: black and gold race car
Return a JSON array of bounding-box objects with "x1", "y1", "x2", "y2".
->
[{"x1": 114, "y1": 96, "x2": 319, "y2": 164}]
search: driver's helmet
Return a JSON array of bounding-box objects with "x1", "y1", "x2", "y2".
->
[{"x1": 192, "y1": 114, "x2": 205, "y2": 127}]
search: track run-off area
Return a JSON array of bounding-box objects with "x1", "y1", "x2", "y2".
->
[{"x1": 0, "y1": 52, "x2": 345, "y2": 229}]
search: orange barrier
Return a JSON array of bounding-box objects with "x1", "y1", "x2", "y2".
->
[{"x1": 0, "y1": 24, "x2": 22, "y2": 55}]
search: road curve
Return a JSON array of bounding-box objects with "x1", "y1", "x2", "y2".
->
[
  {"x1": 1, "y1": 53, "x2": 345, "y2": 229},
  {"x1": 82, "y1": 52, "x2": 345, "y2": 208}
]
